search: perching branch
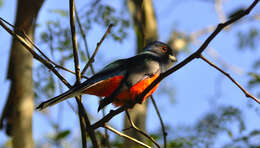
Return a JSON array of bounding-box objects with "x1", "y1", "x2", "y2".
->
[
  {"x1": 91, "y1": 106, "x2": 126, "y2": 129},
  {"x1": 90, "y1": 0, "x2": 259, "y2": 141},
  {"x1": 136, "y1": 0, "x2": 260, "y2": 105}
]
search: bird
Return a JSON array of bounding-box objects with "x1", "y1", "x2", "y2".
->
[{"x1": 36, "y1": 41, "x2": 177, "y2": 111}]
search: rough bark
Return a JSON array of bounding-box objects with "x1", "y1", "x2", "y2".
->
[
  {"x1": 124, "y1": 0, "x2": 158, "y2": 147},
  {"x1": 0, "y1": 0, "x2": 44, "y2": 147}
]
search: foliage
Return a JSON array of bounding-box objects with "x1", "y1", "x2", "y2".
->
[
  {"x1": 237, "y1": 27, "x2": 259, "y2": 50},
  {"x1": 81, "y1": 1, "x2": 130, "y2": 42}
]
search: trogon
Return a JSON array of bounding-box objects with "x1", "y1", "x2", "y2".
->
[{"x1": 36, "y1": 41, "x2": 177, "y2": 111}]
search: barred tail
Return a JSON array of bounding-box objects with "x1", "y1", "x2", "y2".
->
[{"x1": 36, "y1": 87, "x2": 81, "y2": 111}]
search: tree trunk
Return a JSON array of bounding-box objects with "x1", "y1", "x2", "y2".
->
[
  {"x1": 0, "y1": 0, "x2": 44, "y2": 147},
  {"x1": 124, "y1": 0, "x2": 158, "y2": 147}
]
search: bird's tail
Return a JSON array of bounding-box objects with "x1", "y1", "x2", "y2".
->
[
  {"x1": 98, "y1": 97, "x2": 113, "y2": 112},
  {"x1": 36, "y1": 87, "x2": 81, "y2": 111}
]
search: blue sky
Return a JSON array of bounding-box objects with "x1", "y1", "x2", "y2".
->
[{"x1": 0, "y1": 0, "x2": 260, "y2": 147}]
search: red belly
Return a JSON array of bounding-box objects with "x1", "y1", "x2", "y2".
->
[{"x1": 83, "y1": 74, "x2": 159, "y2": 106}]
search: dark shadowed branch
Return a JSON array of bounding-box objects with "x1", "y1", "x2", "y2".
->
[
  {"x1": 91, "y1": 106, "x2": 126, "y2": 129},
  {"x1": 150, "y1": 95, "x2": 167, "y2": 148},
  {"x1": 136, "y1": 0, "x2": 260, "y2": 105},
  {"x1": 69, "y1": 0, "x2": 99, "y2": 147},
  {"x1": 0, "y1": 18, "x2": 71, "y2": 88}
]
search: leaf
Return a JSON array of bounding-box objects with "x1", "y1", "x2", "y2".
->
[
  {"x1": 49, "y1": 9, "x2": 68, "y2": 17},
  {"x1": 0, "y1": 0, "x2": 3, "y2": 7},
  {"x1": 253, "y1": 60, "x2": 260, "y2": 69},
  {"x1": 227, "y1": 130, "x2": 233, "y2": 138},
  {"x1": 248, "y1": 72, "x2": 260, "y2": 88},
  {"x1": 55, "y1": 130, "x2": 71, "y2": 141},
  {"x1": 237, "y1": 28, "x2": 259, "y2": 50}
]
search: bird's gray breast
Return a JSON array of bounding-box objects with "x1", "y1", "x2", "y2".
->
[{"x1": 125, "y1": 59, "x2": 160, "y2": 88}]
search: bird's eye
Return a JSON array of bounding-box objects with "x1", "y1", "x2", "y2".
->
[{"x1": 161, "y1": 46, "x2": 168, "y2": 53}]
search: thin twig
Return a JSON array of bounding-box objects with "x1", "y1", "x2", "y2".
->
[
  {"x1": 0, "y1": 18, "x2": 71, "y2": 88},
  {"x1": 136, "y1": 0, "x2": 259, "y2": 105},
  {"x1": 69, "y1": 0, "x2": 81, "y2": 82},
  {"x1": 0, "y1": 17, "x2": 87, "y2": 78},
  {"x1": 69, "y1": 0, "x2": 99, "y2": 147},
  {"x1": 75, "y1": 7, "x2": 96, "y2": 75},
  {"x1": 23, "y1": 32, "x2": 83, "y2": 76},
  {"x1": 200, "y1": 54, "x2": 260, "y2": 104},
  {"x1": 81, "y1": 24, "x2": 114, "y2": 75},
  {"x1": 190, "y1": 25, "x2": 216, "y2": 41},
  {"x1": 150, "y1": 96, "x2": 167, "y2": 148},
  {"x1": 215, "y1": 0, "x2": 227, "y2": 23},
  {"x1": 104, "y1": 124, "x2": 151, "y2": 148},
  {"x1": 75, "y1": 7, "x2": 111, "y2": 146},
  {"x1": 125, "y1": 110, "x2": 161, "y2": 148}
]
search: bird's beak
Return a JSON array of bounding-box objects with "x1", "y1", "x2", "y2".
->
[{"x1": 169, "y1": 54, "x2": 177, "y2": 62}]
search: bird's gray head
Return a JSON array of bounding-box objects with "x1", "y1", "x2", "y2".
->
[{"x1": 143, "y1": 41, "x2": 177, "y2": 69}]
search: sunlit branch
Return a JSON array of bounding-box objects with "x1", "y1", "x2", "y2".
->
[
  {"x1": 125, "y1": 110, "x2": 160, "y2": 148},
  {"x1": 104, "y1": 124, "x2": 151, "y2": 148},
  {"x1": 200, "y1": 54, "x2": 260, "y2": 104}
]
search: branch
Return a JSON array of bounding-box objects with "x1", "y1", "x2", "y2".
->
[
  {"x1": 0, "y1": 17, "x2": 87, "y2": 79},
  {"x1": 91, "y1": 106, "x2": 126, "y2": 129},
  {"x1": 23, "y1": 32, "x2": 80, "y2": 77},
  {"x1": 104, "y1": 124, "x2": 151, "y2": 148},
  {"x1": 136, "y1": 0, "x2": 259, "y2": 105},
  {"x1": 81, "y1": 24, "x2": 114, "y2": 75},
  {"x1": 0, "y1": 17, "x2": 71, "y2": 88},
  {"x1": 69, "y1": 0, "x2": 81, "y2": 82},
  {"x1": 69, "y1": 0, "x2": 99, "y2": 147},
  {"x1": 125, "y1": 110, "x2": 160, "y2": 148},
  {"x1": 150, "y1": 96, "x2": 167, "y2": 148},
  {"x1": 90, "y1": 0, "x2": 259, "y2": 134},
  {"x1": 200, "y1": 55, "x2": 260, "y2": 104},
  {"x1": 215, "y1": 0, "x2": 227, "y2": 23},
  {"x1": 75, "y1": 7, "x2": 96, "y2": 74}
]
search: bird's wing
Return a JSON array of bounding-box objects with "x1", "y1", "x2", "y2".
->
[{"x1": 36, "y1": 59, "x2": 128, "y2": 110}]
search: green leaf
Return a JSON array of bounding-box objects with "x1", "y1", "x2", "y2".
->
[
  {"x1": 227, "y1": 130, "x2": 233, "y2": 138},
  {"x1": 49, "y1": 9, "x2": 68, "y2": 17},
  {"x1": 55, "y1": 130, "x2": 71, "y2": 141},
  {"x1": 248, "y1": 72, "x2": 260, "y2": 88},
  {"x1": 0, "y1": 0, "x2": 3, "y2": 7}
]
